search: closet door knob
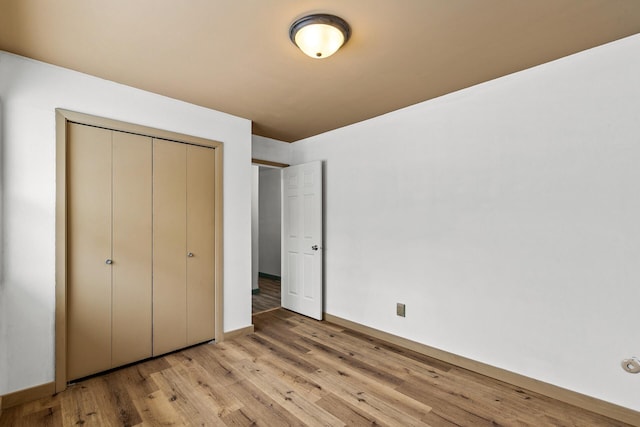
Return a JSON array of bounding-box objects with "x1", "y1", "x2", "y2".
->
[
  {"x1": 105, "y1": 259, "x2": 113, "y2": 265},
  {"x1": 187, "y1": 252, "x2": 194, "y2": 257}
]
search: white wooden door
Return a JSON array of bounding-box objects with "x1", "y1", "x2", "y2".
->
[{"x1": 281, "y1": 161, "x2": 323, "y2": 320}]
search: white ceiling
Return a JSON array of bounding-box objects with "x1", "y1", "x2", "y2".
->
[{"x1": 1, "y1": 0, "x2": 639, "y2": 142}]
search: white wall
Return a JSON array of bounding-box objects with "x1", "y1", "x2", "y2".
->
[
  {"x1": 252, "y1": 135, "x2": 292, "y2": 165},
  {"x1": 259, "y1": 167, "x2": 282, "y2": 277},
  {"x1": 291, "y1": 34, "x2": 640, "y2": 411},
  {"x1": 0, "y1": 52, "x2": 253, "y2": 395}
]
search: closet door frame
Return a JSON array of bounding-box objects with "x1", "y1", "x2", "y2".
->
[{"x1": 55, "y1": 109, "x2": 224, "y2": 393}]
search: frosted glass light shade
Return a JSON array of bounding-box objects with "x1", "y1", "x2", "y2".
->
[
  {"x1": 295, "y1": 24, "x2": 344, "y2": 58},
  {"x1": 290, "y1": 14, "x2": 351, "y2": 59}
]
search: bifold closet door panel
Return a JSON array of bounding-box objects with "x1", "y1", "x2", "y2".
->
[
  {"x1": 153, "y1": 139, "x2": 188, "y2": 356},
  {"x1": 67, "y1": 123, "x2": 112, "y2": 380},
  {"x1": 111, "y1": 131, "x2": 153, "y2": 367},
  {"x1": 186, "y1": 145, "x2": 216, "y2": 345}
]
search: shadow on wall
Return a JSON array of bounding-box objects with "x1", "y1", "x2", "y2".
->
[
  {"x1": 0, "y1": 96, "x2": 5, "y2": 392},
  {"x1": 0, "y1": 97, "x2": 4, "y2": 284},
  {"x1": 0, "y1": 97, "x2": 55, "y2": 394}
]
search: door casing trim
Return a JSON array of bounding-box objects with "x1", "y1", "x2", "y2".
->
[{"x1": 55, "y1": 109, "x2": 224, "y2": 393}]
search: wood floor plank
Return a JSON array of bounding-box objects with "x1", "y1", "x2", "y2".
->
[
  {"x1": 238, "y1": 328, "x2": 433, "y2": 426},
  {"x1": 231, "y1": 357, "x2": 346, "y2": 426},
  {"x1": 59, "y1": 382, "x2": 110, "y2": 426},
  {"x1": 2, "y1": 395, "x2": 59, "y2": 422},
  {"x1": 131, "y1": 389, "x2": 189, "y2": 426},
  {"x1": 179, "y1": 344, "x2": 244, "y2": 388},
  {"x1": 165, "y1": 350, "x2": 243, "y2": 417},
  {"x1": 109, "y1": 364, "x2": 159, "y2": 402},
  {"x1": 96, "y1": 374, "x2": 144, "y2": 426},
  {"x1": 151, "y1": 363, "x2": 228, "y2": 426},
  {"x1": 296, "y1": 335, "x2": 405, "y2": 387},
  {"x1": 1, "y1": 308, "x2": 634, "y2": 427},
  {"x1": 221, "y1": 378, "x2": 307, "y2": 426},
  {"x1": 242, "y1": 333, "x2": 318, "y2": 374},
  {"x1": 10, "y1": 405, "x2": 62, "y2": 427},
  {"x1": 252, "y1": 312, "x2": 314, "y2": 354},
  {"x1": 226, "y1": 340, "x2": 326, "y2": 402},
  {"x1": 307, "y1": 364, "x2": 432, "y2": 427},
  {"x1": 315, "y1": 393, "x2": 393, "y2": 427},
  {"x1": 299, "y1": 345, "x2": 439, "y2": 425},
  {"x1": 395, "y1": 376, "x2": 517, "y2": 426},
  {"x1": 252, "y1": 325, "x2": 438, "y2": 424}
]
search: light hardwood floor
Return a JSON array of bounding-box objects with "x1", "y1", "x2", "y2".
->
[
  {"x1": 0, "y1": 308, "x2": 631, "y2": 426},
  {"x1": 252, "y1": 275, "x2": 281, "y2": 314}
]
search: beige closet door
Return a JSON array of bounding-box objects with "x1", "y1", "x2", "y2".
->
[
  {"x1": 153, "y1": 140, "x2": 216, "y2": 355},
  {"x1": 68, "y1": 125, "x2": 153, "y2": 380},
  {"x1": 186, "y1": 145, "x2": 216, "y2": 345},
  {"x1": 153, "y1": 139, "x2": 188, "y2": 355},
  {"x1": 111, "y1": 132, "x2": 153, "y2": 367},
  {"x1": 67, "y1": 124, "x2": 113, "y2": 380}
]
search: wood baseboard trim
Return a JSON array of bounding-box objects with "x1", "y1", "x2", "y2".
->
[
  {"x1": 1, "y1": 382, "x2": 55, "y2": 410},
  {"x1": 324, "y1": 313, "x2": 640, "y2": 427},
  {"x1": 251, "y1": 158, "x2": 289, "y2": 168},
  {"x1": 223, "y1": 325, "x2": 255, "y2": 341},
  {"x1": 0, "y1": 324, "x2": 253, "y2": 410},
  {"x1": 252, "y1": 307, "x2": 282, "y2": 316}
]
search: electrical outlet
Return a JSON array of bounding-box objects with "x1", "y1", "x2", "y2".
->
[{"x1": 396, "y1": 303, "x2": 406, "y2": 317}]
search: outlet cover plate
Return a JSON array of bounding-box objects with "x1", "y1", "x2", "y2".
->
[{"x1": 397, "y1": 303, "x2": 406, "y2": 317}]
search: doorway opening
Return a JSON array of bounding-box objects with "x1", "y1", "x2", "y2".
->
[
  {"x1": 252, "y1": 274, "x2": 281, "y2": 314},
  {"x1": 251, "y1": 159, "x2": 323, "y2": 320},
  {"x1": 251, "y1": 161, "x2": 286, "y2": 314}
]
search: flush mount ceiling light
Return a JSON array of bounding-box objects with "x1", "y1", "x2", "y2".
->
[{"x1": 289, "y1": 14, "x2": 351, "y2": 59}]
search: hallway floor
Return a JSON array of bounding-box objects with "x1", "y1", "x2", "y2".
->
[{"x1": 252, "y1": 275, "x2": 281, "y2": 314}]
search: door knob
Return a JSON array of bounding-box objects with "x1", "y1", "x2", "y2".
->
[
  {"x1": 188, "y1": 252, "x2": 194, "y2": 257},
  {"x1": 105, "y1": 259, "x2": 113, "y2": 265},
  {"x1": 311, "y1": 245, "x2": 319, "y2": 251}
]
